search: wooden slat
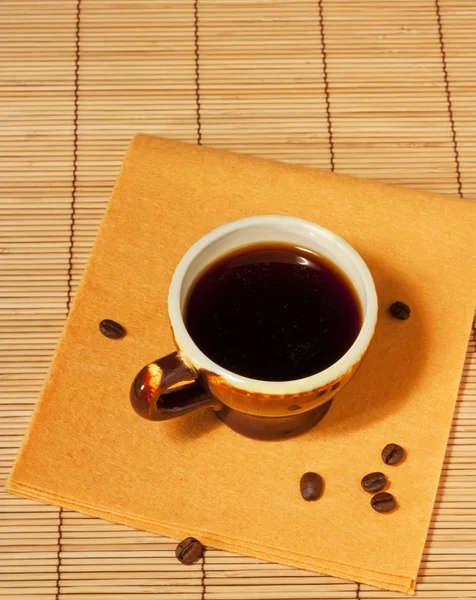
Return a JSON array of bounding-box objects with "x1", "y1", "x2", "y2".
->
[
  {"x1": 0, "y1": 0, "x2": 78, "y2": 598},
  {"x1": 438, "y1": 0, "x2": 476, "y2": 199},
  {"x1": 198, "y1": 0, "x2": 332, "y2": 170},
  {"x1": 70, "y1": 0, "x2": 199, "y2": 296},
  {"x1": 322, "y1": 0, "x2": 458, "y2": 195}
]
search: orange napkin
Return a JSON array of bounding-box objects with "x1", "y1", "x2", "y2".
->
[{"x1": 7, "y1": 135, "x2": 476, "y2": 594}]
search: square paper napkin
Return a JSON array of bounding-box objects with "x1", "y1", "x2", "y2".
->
[{"x1": 7, "y1": 135, "x2": 476, "y2": 594}]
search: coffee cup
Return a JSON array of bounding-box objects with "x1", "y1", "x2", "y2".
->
[{"x1": 131, "y1": 215, "x2": 377, "y2": 440}]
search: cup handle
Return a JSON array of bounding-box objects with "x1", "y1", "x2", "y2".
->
[{"x1": 130, "y1": 352, "x2": 222, "y2": 421}]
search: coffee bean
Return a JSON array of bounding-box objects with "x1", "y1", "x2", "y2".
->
[
  {"x1": 300, "y1": 472, "x2": 323, "y2": 501},
  {"x1": 389, "y1": 301, "x2": 411, "y2": 320},
  {"x1": 99, "y1": 319, "x2": 126, "y2": 339},
  {"x1": 175, "y1": 537, "x2": 203, "y2": 565},
  {"x1": 382, "y1": 443, "x2": 405, "y2": 465},
  {"x1": 361, "y1": 472, "x2": 387, "y2": 493},
  {"x1": 371, "y1": 492, "x2": 397, "y2": 513}
]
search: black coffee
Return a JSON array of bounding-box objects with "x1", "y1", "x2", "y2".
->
[{"x1": 185, "y1": 243, "x2": 362, "y2": 381}]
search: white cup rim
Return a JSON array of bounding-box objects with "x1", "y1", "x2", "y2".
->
[{"x1": 168, "y1": 215, "x2": 378, "y2": 395}]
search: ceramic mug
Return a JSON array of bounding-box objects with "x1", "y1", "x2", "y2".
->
[{"x1": 130, "y1": 215, "x2": 378, "y2": 440}]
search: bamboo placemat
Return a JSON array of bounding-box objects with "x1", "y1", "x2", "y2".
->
[{"x1": 1, "y1": 0, "x2": 474, "y2": 598}]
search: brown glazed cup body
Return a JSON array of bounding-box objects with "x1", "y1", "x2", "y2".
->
[{"x1": 131, "y1": 216, "x2": 378, "y2": 440}]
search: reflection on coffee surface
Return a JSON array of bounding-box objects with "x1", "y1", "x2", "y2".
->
[{"x1": 185, "y1": 243, "x2": 362, "y2": 381}]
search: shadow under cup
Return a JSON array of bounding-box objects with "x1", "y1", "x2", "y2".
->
[{"x1": 131, "y1": 216, "x2": 378, "y2": 440}]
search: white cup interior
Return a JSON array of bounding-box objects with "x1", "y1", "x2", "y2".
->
[{"x1": 169, "y1": 215, "x2": 378, "y2": 395}]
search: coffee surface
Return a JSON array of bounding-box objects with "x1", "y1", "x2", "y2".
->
[{"x1": 185, "y1": 243, "x2": 362, "y2": 381}]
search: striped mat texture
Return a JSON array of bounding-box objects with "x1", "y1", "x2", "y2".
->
[{"x1": 1, "y1": 1, "x2": 475, "y2": 599}]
